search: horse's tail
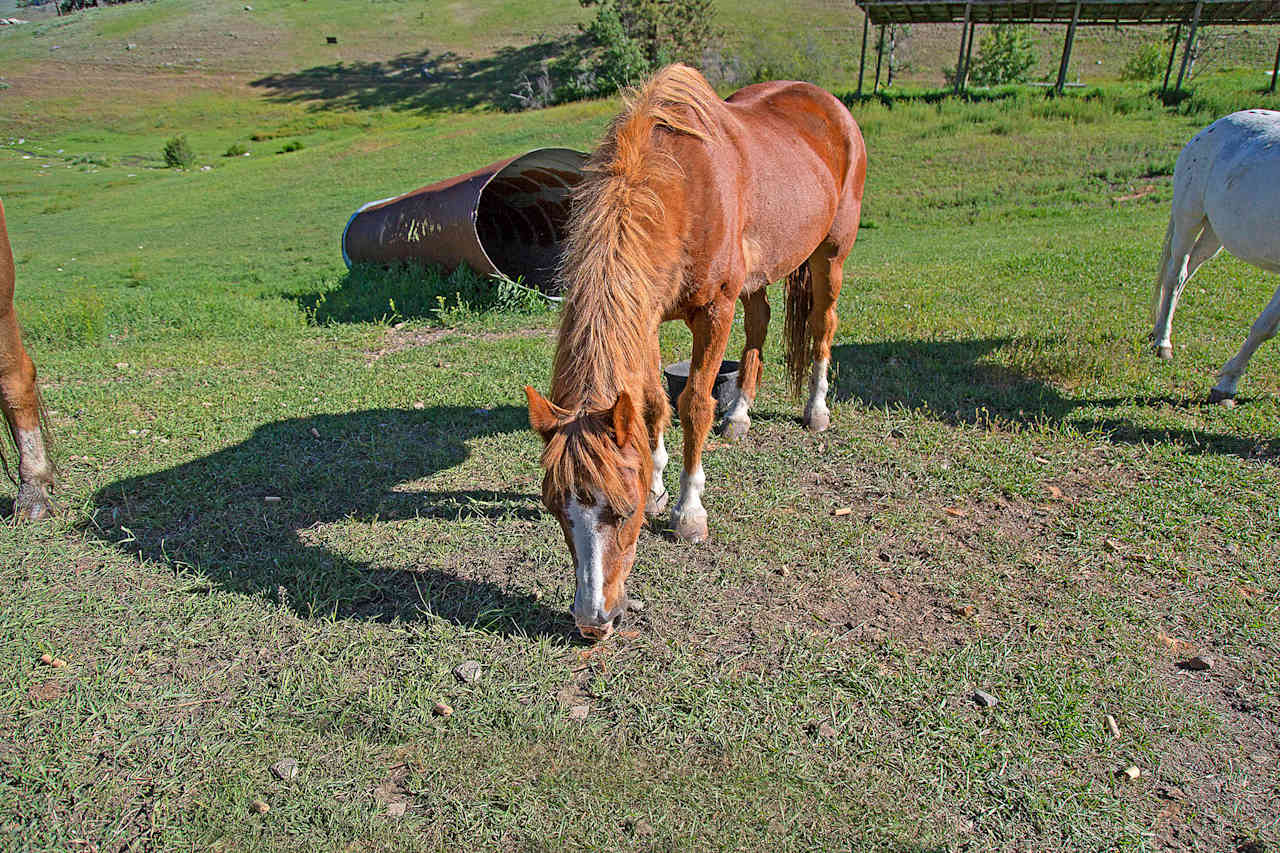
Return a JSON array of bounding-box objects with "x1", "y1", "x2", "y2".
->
[
  {"x1": 1150, "y1": 212, "x2": 1177, "y2": 328},
  {"x1": 784, "y1": 261, "x2": 815, "y2": 400}
]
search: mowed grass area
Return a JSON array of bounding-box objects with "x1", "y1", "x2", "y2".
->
[{"x1": 2, "y1": 41, "x2": 1280, "y2": 851}]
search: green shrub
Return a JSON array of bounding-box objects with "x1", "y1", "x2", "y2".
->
[
  {"x1": 1121, "y1": 43, "x2": 1167, "y2": 82},
  {"x1": 161, "y1": 134, "x2": 196, "y2": 169},
  {"x1": 277, "y1": 140, "x2": 304, "y2": 153},
  {"x1": 967, "y1": 25, "x2": 1037, "y2": 87},
  {"x1": 542, "y1": 0, "x2": 720, "y2": 105},
  {"x1": 223, "y1": 142, "x2": 249, "y2": 157}
]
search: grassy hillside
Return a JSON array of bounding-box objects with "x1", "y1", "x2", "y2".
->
[{"x1": 2, "y1": 0, "x2": 1279, "y2": 108}]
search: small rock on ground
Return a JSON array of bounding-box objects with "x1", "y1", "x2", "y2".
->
[
  {"x1": 1178, "y1": 655, "x2": 1215, "y2": 672},
  {"x1": 568, "y1": 704, "x2": 589, "y2": 720},
  {"x1": 432, "y1": 701, "x2": 453, "y2": 717},
  {"x1": 250, "y1": 799, "x2": 269, "y2": 814},
  {"x1": 453, "y1": 660, "x2": 482, "y2": 684},
  {"x1": 269, "y1": 757, "x2": 298, "y2": 780},
  {"x1": 1117, "y1": 765, "x2": 1141, "y2": 781},
  {"x1": 972, "y1": 689, "x2": 998, "y2": 708},
  {"x1": 1105, "y1": 714, "x2": 1120, "y2": 739}
]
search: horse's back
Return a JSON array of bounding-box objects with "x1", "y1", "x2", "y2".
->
[
  {"x1": 725, "y1": 81, "x2": 864, "y2": 187},
  {"x1": 1192, "y1": 110, "x2": 1280, "y2": 270},
  {"x1": 716, "y1": 81, "x2": 865, "y2": 278}
]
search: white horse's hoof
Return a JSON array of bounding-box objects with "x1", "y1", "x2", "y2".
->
[
  {"x1": 645, "y1": 488, "x2": 669, "y2": 519},
  {"x1": 804, "y1": 409, "x2": 830, "y2": 433},
  {"x1": 1207, "y1": 388, "x2": 1237, "y2": 407},
  {"x1": 670, "y1": 512, "x2": 708, "y2": 543},
  {"x1": 721, "y1": 418, "x2": 750, "y2": 442},
  {"x1": 13, "y1": 482, "x2": 54, "y2": 522},
  {"x1": 1156, "y1": 344, "x2": 1174, "y2": 360}
]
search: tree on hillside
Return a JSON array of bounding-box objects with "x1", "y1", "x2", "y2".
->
[{"x1": 531, "y1": 0, "x2": 720, "y2": 106}]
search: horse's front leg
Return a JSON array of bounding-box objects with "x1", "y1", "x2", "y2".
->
[{"x1": 672, "y1": 300, "x2": 734, "y2": 543}]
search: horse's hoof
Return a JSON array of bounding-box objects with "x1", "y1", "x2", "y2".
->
[
  {"x1": 804, "y1": 409, "x2": 830, "y2": 433},
  {"x1": 670, "y1": 512, "x2": 708, "y2": 544},
  {"x1": 720, "y1": 418, "x2": 750, "y2": 442},
  {"x1": 13, "y1": 483, "x2": 53, "y2": 522},
  {"x1": 1207, "y1": 388, "x2": 1237, "y2": 407},
  {"x1": 1156, "y1": 344, "x2": 1174, "y2": 360},
  {"x1": 645, "y1": 488, "x2": 669, "y2": 519}
]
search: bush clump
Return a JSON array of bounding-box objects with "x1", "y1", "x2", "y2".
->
[
  {"x1": 967, "y1": 25, "x2": 1038, "y2": 86},
  {"x1": 223, "y1": 142, "x2": 249, "y2": 157},
  {"x1": 1121, "y1": 42, "x2": 1168, "y2": 81},
  {"x1": 161, "y1": 135, "x2": 196, "y2": 169}
]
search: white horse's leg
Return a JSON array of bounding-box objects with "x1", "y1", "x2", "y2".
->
[
  {"x1": 1209, "y1": 284, "x2": 1280, "y2": 404},
  {"x1": 1153, "y1": 218, "x2": 1218, "y2": 360},
  {"x1": 645, "y1": 431, "x2": 669, "y2": 517}
]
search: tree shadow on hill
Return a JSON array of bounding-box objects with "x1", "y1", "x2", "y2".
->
[
  {"x1": 830, "y1": 338, "x2": 1275, "y2": 461},
  {"x1": 250, "y1": 37, "x2": 580, "y2": 113},
  {"x1": 86, "y1": 406, "x2": 577, "y2": 639}
]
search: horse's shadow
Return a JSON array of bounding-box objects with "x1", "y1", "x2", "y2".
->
[
  {"x1": 830, "y1": 337, "x2": 1273, "y2": 459},
  {"x1": 87, "y1": 405, "x2": 577, "y2": 638}
]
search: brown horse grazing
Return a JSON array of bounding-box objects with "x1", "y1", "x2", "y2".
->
[
  {"x1": 0, "y1": 199, "x2": 55, "y2": 520},
  {"x1": 525, "y1": 65, "x2": 865, "y2": 638}
]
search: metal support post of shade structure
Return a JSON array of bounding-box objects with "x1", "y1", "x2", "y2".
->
[
  {"x1": 962, "y1": 20, "x2": 976, "y2": 89},
  {"x1": 857, "y1": 11, "x2": 870, "y2": 96},
  {"x1": 953, "y1": 0, "x2": 972, "y2": 95},
  {"x1": 1174, "y1": 0, "x2": 1204, "y2": 93},
  {"x1": 1160, "y1": 22, "x2": 1182, "y2": 95},
  {"x1": 874, "y1": 24, "x2": 886, "y2": 93},
  {"x1": 1270, "y1": 38, "x2": 1280, "y2": 93},
  {"x1": 1054, "y1": 1, "x2": 1082, "y2": 94}
]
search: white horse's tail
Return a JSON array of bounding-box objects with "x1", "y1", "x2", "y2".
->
[{"x1": 1150, "y1": 213, "x2": 1177, "y2": 328}]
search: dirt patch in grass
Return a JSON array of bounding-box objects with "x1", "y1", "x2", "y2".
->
[{"x1": 363, "y1": 325, "x2": 551, "y2": 362}]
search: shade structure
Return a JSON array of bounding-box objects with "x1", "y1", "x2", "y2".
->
[
  {"x1": 341, "y1": 148, "x2": 588, "y2": 291},
  {"x1": 858, "y1": 0, "x2": 1280, "y2": 25}
]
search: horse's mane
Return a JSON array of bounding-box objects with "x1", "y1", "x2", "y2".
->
[
  {"x1": 550, "y1": 63, "x2": 720, "y2": 410},
  {"x1": 540, "y1": 64, "x2": 721, "y2": 510}
]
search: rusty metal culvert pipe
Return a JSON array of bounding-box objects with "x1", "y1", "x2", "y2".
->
[{"x1": 340, "y1": 148, "x2": 588, "y2": 292}]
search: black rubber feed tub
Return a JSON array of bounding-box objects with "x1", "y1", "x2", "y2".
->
[{"x1": 664, "y1": 360, "x2": 740, "y2": 413}]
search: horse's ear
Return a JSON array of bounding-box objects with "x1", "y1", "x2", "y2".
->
[
  {"x1": 525, "y1": 386, "x2": 562, "y2": 440},
  {"x1": 611, "y1": 391, "x2": 638, "y2": 449}
]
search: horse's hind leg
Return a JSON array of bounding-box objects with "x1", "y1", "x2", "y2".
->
[
  {"x1": 1209, "y1": 282, "x2": 1280, "y2": 405},
  {"x1": 721, "y1": 288, "x2": 769, "y2": 441},
  {"x1": 1153, "y1": 216, "x2": 1220, "y2": 360},
  {"x1": 802, "y1": 246, "x2": 845, "y2": 432},
  {"x1": 0, "y1": 205, "x2": 54, "y2": 521}
]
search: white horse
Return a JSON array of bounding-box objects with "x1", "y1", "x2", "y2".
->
[{"x1": 1152, "y1": 109, "x2": 1280, "y2": 405}]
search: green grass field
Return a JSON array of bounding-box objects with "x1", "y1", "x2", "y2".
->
[{"x1": 3, "y1": 1, "x2": 1280, "y2": 849}]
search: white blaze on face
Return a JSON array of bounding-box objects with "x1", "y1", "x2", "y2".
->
[{"x1": 566, "y1": 492, "x2": 607, "y2": 625}]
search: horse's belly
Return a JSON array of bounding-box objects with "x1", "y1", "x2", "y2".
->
[
  {"x1": 1207, "y1": 156, "x2": 1280, "y2": 272},
  {"x1": 745, "y1": 170, "x2": 841, "y2": 281}
]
